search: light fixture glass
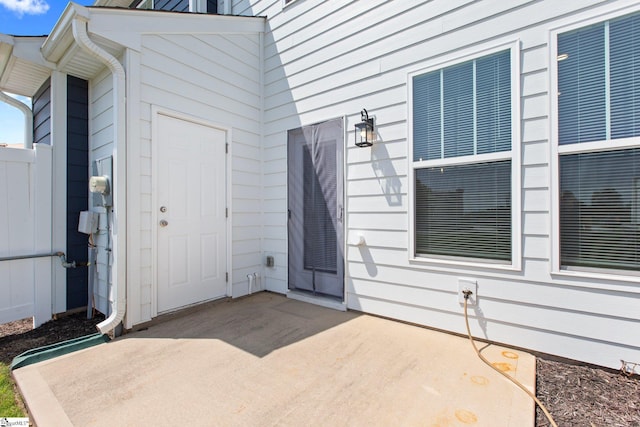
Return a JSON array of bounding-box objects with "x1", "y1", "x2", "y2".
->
[{"x1": 355, "y1": 109, "x2": 374, "y2": 147}]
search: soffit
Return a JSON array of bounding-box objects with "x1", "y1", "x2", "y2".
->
[
  {"x1": 0, "y1": 36, "x2": 52, "y2": 97},
  {"x1": 40, "y1": 4, "x2": 126, "y2": 81},
  {"x1": 55, "y1": 33, "x2": 125, "y2": 81}
]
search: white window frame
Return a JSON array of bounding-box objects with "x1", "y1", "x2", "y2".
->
[
  {"x1": 408, "y1": 39, "x2": 521, "y2": 271},
  {"x1": 135, "y1": 0, "x2": 153, "y2": 9},
  {"x1": 550, "y1": 3, "x2": 640, "y2": 282},
  {"x1": 135, "y1": 0, "x2": 206, "y2": 11},
  {"x1": 190, "y1": 0, "x2": 208, "y2": 13}
]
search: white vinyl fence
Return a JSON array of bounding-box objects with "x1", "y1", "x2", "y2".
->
[{"x1": 0, "y1": 144, "x2": 53, "y2": 327}]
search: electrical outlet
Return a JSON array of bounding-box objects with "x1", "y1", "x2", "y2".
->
[{"x1": 458, "y1": 279, "x2": 477, "y2": 305}]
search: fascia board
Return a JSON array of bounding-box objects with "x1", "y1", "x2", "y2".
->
[
  {"x1": 89, "y1": 9, "x2": 266, "y2": 37},
  {"x1": 0, "y1": 36, "x2": 13, "y2": 77},
  {"x1": 41, "y1": 3, "x2": 90, "y2": 62},
  {"x1": 85, "y1": 10, "x2": 265, "y2": 52},
  {"x1": 0, "y1": 34, "x2": 14, "y2": 46}
]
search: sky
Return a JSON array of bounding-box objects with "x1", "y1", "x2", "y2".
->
[{"x1": 0, "y1": 0, "x2": 93, "y2": 145}]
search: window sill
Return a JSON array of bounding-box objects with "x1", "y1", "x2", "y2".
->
[
  {"x1": 409, "y1": 256, "x2": 521, "y2": 273},
  {"x1": 551, "y1": 268, "x2": 640, "y2": 289}
]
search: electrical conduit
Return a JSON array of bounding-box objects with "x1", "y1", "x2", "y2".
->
[{"x1": 72, "y1": 16, "x2": 126, "y2": 335}]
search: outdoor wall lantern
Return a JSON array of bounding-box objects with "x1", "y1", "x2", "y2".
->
[{"x1": 355, "y1": 109, "x2": 374, "y2": 147}]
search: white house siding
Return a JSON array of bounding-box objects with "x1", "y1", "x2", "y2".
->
[
  {"x1": 231, "y1": 0, "x2": 640, "y2": 370},
  {"x1": 89, "y1": 67, "x2": 115, "y2": 316},
  {"x1": 133, "y1": 32, "x2": 263, "y2": 323}
]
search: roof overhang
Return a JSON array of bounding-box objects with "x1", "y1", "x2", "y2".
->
[
  {"x1": 1, "y1": 2, "x2": 264, "y2": 96},
  {"x1": 41, "y1": 3, "x2": 126, "y2": 82},
  {"x1": 0, "y1": 35, "x2": 53, "y2": 97},
  {"x1": 43, "y1": 3, "x2": 264, "y2": 60}
]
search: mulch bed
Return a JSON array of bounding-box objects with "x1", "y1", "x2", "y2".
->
[
  {"x1": 1, "y1": 315, "x2": 639, "y2": 426},
  {"x1": 0, "y1": 313, "x2": 104, "y2": 365},
  {"x1": 535, "y1": 357, "x2": 639, "y2": 426}
]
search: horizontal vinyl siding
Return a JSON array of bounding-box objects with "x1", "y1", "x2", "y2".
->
[
  {"x1": 236, "y1": 0, "x2": 640, "y2": 369},
  {"x1": 89, "y1": 68, "x2": 114, "y2": 317},
  {"x1": 32, "y1": 78, "x2": 51, "y2": 146},
  {"x1": 136, "y1": 32, "x2": 261, "y2": 320},
  {"x1": 66, "y1": 76, "x2": 89, "y2": 310}
]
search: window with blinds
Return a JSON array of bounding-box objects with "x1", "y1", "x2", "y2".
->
[
  {"x1": 412, "y1": 49, "x2": 513, "y2": 263},
  {"x1": 557, "y1": 11, "x2": 640, "y2": 272}
]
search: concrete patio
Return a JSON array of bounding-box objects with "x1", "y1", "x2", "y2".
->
[{"x1": 13, "y1": 292, "x2": 535, "y2": 426}]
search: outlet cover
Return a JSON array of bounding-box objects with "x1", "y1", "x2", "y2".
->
[{"x1": 458, "y1": 279, "x2": 477, "y2": 305}]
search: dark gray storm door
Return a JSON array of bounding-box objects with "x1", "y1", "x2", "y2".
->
[{"x1": 288, "y1": 118, "x2": 344, "y2": 299}]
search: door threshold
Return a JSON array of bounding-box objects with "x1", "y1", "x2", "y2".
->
[
  {"x1": 139, "y1": 296, "x2": 230, "y2": 332},
  {"x1": 286, "y1": 290, "x2": 347, "y2": 312}
]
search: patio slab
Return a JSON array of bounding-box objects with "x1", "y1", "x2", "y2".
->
[{"x1": 13, "y1": 292, "x2": 535, "y2": 426}]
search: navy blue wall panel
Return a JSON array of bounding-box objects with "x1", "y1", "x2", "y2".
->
[
  {"x1": 66, "y1": 75, "x2": 89, "y2": 310},
  {"x1": 207, "y1": 0, "x2": 217, "y2": 13},
  {"x1": 154, "y1": 0, "x2": 189, "y2": 12},
  {"x1": 32, "y1": 78, "x2": 51, "y2": 146}
]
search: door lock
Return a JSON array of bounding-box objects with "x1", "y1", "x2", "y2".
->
[
  {"x1": 160, "y1": 206, "x2": 167, "y2": 213},
  {"x1": 159, "y1": 220, "x2": 168, "y2": 227}
]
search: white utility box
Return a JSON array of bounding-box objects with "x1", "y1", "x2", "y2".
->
[{"x1": 78, "y1": 210, "x2": 99, "y2": 234}]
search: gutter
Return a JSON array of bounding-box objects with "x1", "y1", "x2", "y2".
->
[
  {"x1": 0, "y1": 91, "x2": 33, "y2": 149},
  {"x1": 72, "y1": 15, "x2": 127, "y2": 335}
]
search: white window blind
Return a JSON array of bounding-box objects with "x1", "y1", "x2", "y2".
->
[
  {"x1": 415, "y1": 161, "x2": 511, "y2": 261},
  {"x1": 560, "y1": 149, "x2": 640, "y2": 270},
  {"x1": 558, "y1": 12, "x2": 640, "y2": 143},
  {"x1": 413, "y1": 50, "x2": 511, "y2": 161}
]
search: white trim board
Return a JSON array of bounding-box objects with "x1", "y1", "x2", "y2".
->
[{"x1": 286, "y1": 289, "x2": 347, "y2": 312}]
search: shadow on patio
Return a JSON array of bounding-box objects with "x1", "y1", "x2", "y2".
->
[
  {"x1": 13, "y1": 292, "x2": 535, "y2": 427},
  {"x1": 128, "y1": 292, "x2": 360, "y2": 358}
]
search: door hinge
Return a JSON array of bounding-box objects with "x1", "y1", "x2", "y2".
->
[
  {"x1": 225, "y1": 272, "x2": 229, "y2": 282},
  {"x1": 225, "y1": 143, "x2": 229, "y2": 154},
  {"x1": 225, "y1": 207, "x2": 228, "y2": 218}
]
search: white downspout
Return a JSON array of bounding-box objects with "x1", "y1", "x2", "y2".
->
[
  {"x1": 0, "y1": 91, "x2": 33, "y2": 149},
  {"x1": 224, "y1": 0, "x2": 231, "y2": 15},
  {"x1": 72, "y1": 16, "x2": 127, "y2": 335}
]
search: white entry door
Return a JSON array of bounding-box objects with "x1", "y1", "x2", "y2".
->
[{"x1": 156, "y1": 113, "x2": 227, "y2": 313}]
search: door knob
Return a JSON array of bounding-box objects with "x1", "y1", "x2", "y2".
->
[{"x1": 159, "y1": 220, "x2": 168, "y2": 227}]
